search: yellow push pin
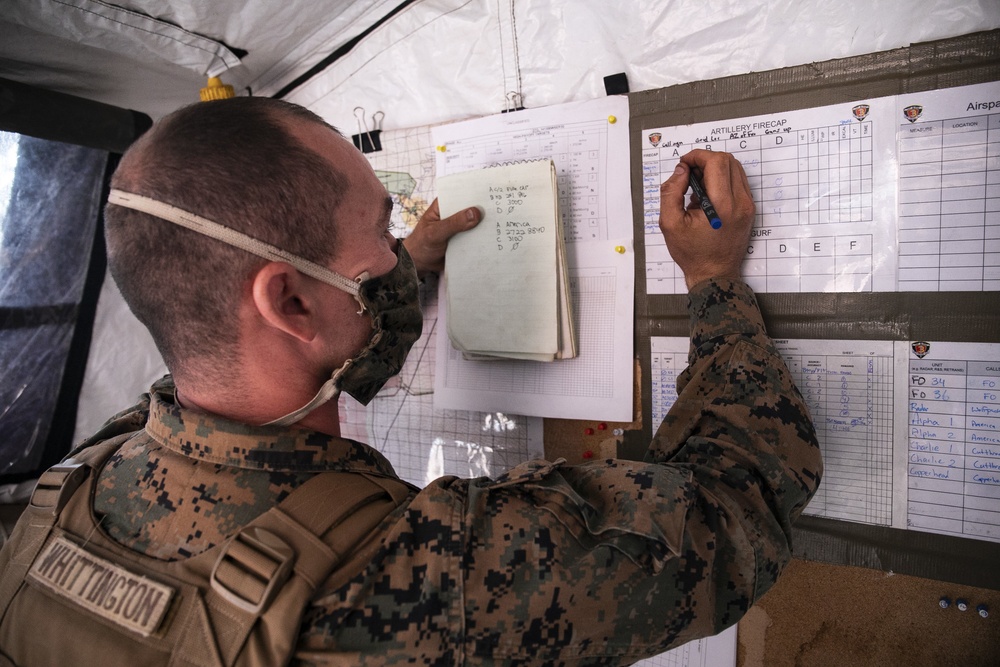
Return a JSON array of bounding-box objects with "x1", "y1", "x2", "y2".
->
[
  {"x1": 608, "y1": 115, "x2": 617, "y2": 124},
  {"x1": 614, "y1": 245, "x2": 626, "y2": 254},
  {"x1": 436, "y1": 145, "x2": 447, "y2": 152}
]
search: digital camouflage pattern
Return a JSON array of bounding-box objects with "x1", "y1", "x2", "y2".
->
[
  {"x1": 335, "y1": 242, "x2": 423, "y2": 405},
  {"x1": 79, "y1": 278, "x2": 820, "y2": 665}
]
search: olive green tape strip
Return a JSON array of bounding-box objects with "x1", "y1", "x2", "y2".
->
[{"x1": 625, "y1": 29, "x2": 1000, "y2": 587}]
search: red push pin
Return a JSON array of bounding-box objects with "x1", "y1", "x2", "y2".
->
[
  {"x1": 597, "y1": 423, "x2": 608, "y2": 431},
  {"x1": 584, "y1": 427, "x2": 595, "y2": 435},
  {"x1": 583, "y1": 450, "x2": 594, "y2": 459}
]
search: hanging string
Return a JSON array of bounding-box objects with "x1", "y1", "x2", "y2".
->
[
  {"x1": 497, "y1": 0, "x2": 509, "y2": 111},
  {"x1": 496, "y1": 0, "x2": 523, "y2": 111},
  {"x1": 508, "y1": 0, "x2": 523, "y2": 107}
]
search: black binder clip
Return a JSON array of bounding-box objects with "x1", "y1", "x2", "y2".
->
[
  {"x1": 351, "y1": 107, "x2": 383, "y2": 154},
  {"x1": 501, "y1": 92, "x2": 525, "y2": 114}
]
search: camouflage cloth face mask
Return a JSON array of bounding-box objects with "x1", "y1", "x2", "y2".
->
[
  {"x1": 107, "y1": 190, "x2": 423, "y2": 426},
  {"x1": 276, "y1": 242, "x2": 423, "y2": 421}
]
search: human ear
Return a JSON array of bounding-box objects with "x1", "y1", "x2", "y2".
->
[{"x1": 250, "y1": 262, "x2": 319, "y2": 343}]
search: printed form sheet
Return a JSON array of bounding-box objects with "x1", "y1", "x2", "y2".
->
[
  {"x1": 642, "y1": 98, "x2": 898, "y2": 294},
  {"x1": 897, "y1": 81, "x2": 1000, "y2": 292},
  {"x1": 633, "y1": 625, "x2": 737, "y2": 667},
  {"x1": 651, "y1": 337, "x2": 1000, "y2": 544},
  {"x1": 338, "y1": 126, "x2": 544, "y2": 488},
  {"x1": 905, "y1": 340, "x2": 1000, "y2": 543},
  {"x1": 652, "y1": 337, "x2": 905, "y2": 528},
  {"x1": 432, "y1": 97, "x2": 634, "y2": 420}
]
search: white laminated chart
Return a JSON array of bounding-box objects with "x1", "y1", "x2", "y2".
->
[
  {"x1": 650, "y1": 337, "x2": 904, "y2": 529},
  {"x1": 642, "y1": 98, "x2": 897, "y2": 294},
  {"x1": 897, "y1": 81, "x2": 1000, "y2": 291},
  {"x1": 651, "y1": 336, "x2": 1000, "y2": 544},
  {"x1": 776, "y1": 339, "x2": 899, "y2": 527},
  {"x1": 632, "y1": 625, "x2": 737, "y2": 667},
  {"x1": 905, "y1": 341, "x2": 1000, "y2": 543},
  {"x1": 432, "y1": 97, "x2": 635, "y2": 421},
  {"x1": 650, "y1": 337, "x2": 687, "y2": 431},
  {"x1": 436, "y1": 108, "x2": 624, "y2": 243}
]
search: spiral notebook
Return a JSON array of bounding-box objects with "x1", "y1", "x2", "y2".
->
[{"x1": 438, "y1": 159, "x2": 576, "y2": 362}]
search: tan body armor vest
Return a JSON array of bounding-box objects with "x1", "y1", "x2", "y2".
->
[{"x1": 0, "y1": 436, "x2": 411, "y2": 666}]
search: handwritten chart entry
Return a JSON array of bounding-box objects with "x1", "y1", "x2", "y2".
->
[
  {"x1": 642, "y1": 98, "x2": 898, "y2": 294},
  {"x1": 650, "y1": 336, "x2": 687, "y2": 430},
  {"x1": 775, "y1": 339, "x2": 900, "y2": 527},
  {"x1": 652, "y1": 337, "x2": 901, "y2": 527},
  {"x1": 906, "y1": 341, "x2": 1000, "y2": 543},
  {"x1": 897, "y1": 81, "x2": 1000, "y2": 292}
]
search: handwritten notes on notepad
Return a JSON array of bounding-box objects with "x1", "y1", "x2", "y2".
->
[{"x1": 439, "y1": 160, "x2": 576, "y2": 362}]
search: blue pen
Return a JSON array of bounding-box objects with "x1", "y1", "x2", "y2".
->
[{"x1": 687, "y1": 170, "x2": 723, "y2": 230}]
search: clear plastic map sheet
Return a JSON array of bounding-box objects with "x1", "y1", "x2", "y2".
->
[
  {"x1": 631, "y1": 31, "x2": 1000, "y2": 589},
  {"x1": 338, "y1": 125, "x2": 544, "y2": 488}
]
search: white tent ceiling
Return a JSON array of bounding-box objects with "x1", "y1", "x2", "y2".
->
[
  {"x1": 2, "y1": 0, "x2": 997, "y2": 130},
  {"x1": 0, "y1": 0, "x2": 401, "y2": 120}
]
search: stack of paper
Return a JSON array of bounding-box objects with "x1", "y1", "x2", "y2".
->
[{"x1": 438, "y1": 160, "x2": 576, "y2": 362}]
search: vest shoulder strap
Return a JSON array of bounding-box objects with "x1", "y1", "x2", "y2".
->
[
  {"x1": 198, "y1": 471, "x2": 412, "y2": 665},
  {"x1": 0, "y1": 432, "x2": 131, "y2": 627}
]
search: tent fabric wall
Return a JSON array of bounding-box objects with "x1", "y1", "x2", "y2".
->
[
  {"x1": 0, "y1": 0, "x2": 395, "y2": 122},
  {"x1": 5, "y1": 0, "x2": 244, "y2": 78},
  {"x1": 73, "y1": 0, "x2": 1000, "y2": 444},
  {"x1": 283, "y1": 0, "x2": 1000, "y2": 133}
]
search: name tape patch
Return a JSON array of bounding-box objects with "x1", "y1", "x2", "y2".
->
[{"x1": 28, "y1": 536, "x2": 175, "y2": 637}]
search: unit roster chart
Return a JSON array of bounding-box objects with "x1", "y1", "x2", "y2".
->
[{"x1": 906, "y1": 340, "x2": 1000, "y2": 543}]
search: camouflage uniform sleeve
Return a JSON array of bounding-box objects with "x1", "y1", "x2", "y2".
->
[
  {"x1": 648, "y1": 277, "x2": 822, "y2": 596},
  {"x1": 454, "y1": 278, "x2": 821, "y2": 664},
  {"x1": 295, "y1": 280, "x2": 819, "y2": 665}
]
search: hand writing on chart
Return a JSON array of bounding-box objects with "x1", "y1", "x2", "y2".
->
[{"x1": 658, "y1": 149, "x2": 756, "y2": 290}]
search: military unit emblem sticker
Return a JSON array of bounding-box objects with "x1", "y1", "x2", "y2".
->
[
  {"x1": 903, "y1": 104, "x2": 923, "y2": 123},
  {"x1": 852, "y1": 104, "x2": 870, "y2": 122},
  {"x1": 648, "y1": 132, "x2": 662, "y2": 147},
  {"x1": 912, "y1": 341, "x2": 931, "y2": 359}
]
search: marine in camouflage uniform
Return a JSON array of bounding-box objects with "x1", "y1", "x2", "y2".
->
[
  {"x1": 85, "y1": 275, "x2": 821, "y2": 665},
  {"x1": 4, "y1": 98, "x2": 820, "y2": 663}
]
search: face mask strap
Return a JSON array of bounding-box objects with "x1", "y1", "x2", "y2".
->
[
  {"x1": 262, "y1": 360, "x2": 354, "y2": 427},
  {"x1": 107, "y1": 190, "x2": 367, "y2": 306}
]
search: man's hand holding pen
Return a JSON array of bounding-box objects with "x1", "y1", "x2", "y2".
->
[{"x1": 658, "y1": 149, "x2": 756, "y2": 290}]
